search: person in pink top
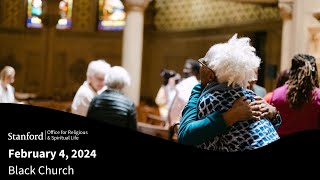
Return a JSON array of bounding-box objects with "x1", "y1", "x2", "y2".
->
[{"x1": 271, "y1": 54, "x2": 320, "y2": 137}]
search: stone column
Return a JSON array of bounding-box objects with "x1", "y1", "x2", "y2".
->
[
  {"x1": 121, "y1": 0, "x2": 151, "y2": 105},
  {"x1": 279, "y1": 0, "x2": 294, "y2": 71},
  {"x1": 279, "y1": 0, "x2": 320, "y2": 71}
]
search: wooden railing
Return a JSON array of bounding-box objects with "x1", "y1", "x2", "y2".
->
[{"x1": 136, "y1": 101, "x2": 179, "y2": 142}]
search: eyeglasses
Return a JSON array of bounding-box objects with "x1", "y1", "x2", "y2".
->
[{"x1": 198, "y1": 58, "x2": 215, "y2": 74}]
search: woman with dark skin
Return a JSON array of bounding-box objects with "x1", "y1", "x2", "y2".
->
[
  {"x1": 178, "y1": 41, "x2": 281, "y2": 149},
  {"x1": 178, "y1": 64, "x2": 280, "y2": 146}
]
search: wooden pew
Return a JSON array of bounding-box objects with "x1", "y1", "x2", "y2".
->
[
  {"x1": 137, "y1": 122, "x2": 169, "y2": 140},
  {"x1": 27, "y1": 99, "x2": 72, "y2": 112}
]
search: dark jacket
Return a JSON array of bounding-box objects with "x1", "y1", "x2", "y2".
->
[{"x1": 87, "y1": 89, "x2": 137, "y2": 130}]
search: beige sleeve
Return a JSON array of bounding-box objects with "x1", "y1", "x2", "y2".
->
[
  {"x1": 71, "y1": 94, "x2": 91, "y2": 116},
  {"x1": 155, "y1": 86, "x2": 167, "y2": 107}
]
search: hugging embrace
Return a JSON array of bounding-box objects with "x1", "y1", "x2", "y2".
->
[{"x1": 178, "y1": 34, "x2": 281, "y2": 152}]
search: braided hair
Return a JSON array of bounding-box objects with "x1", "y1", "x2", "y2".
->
[{"x1": 287, "y1": 54, "x2": 319, "y2": 108}]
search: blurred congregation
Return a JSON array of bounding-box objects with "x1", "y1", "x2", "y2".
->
[{"x1": 1, "y1": 0, "x2": 320, "y2": 151}]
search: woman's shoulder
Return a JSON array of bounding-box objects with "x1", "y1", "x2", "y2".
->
[
  {"x1": 270, "y1": 85, "x2": 288, "y2": 102},
  {"x1": 201, "y1": 87, "x2": 244, "y2": 101},
  {"x1": 240, "y1": 89, "x2": 255, "y2": 101},
  {"x1": 273, "y1": 84, "x2": 288, "y2": 94}
]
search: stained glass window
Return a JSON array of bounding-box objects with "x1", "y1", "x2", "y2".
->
[
  {"x1": 98, "y1": 0, "x2": 126, "y2": 31},
  {"x1": 26, "y1": 0, "x2": 43, "y2": 28},
  {"x1": 56, "y1": 0, "x2": 73, "y2": 30}
]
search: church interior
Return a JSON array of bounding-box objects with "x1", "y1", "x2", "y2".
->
[{"x1": 1, "y1": 0, "x2": 319, "y2": 140}]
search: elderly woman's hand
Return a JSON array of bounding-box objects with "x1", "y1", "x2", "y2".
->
[
  {"x1": 222, "y1": 96, "x2": 279, "y2": 127},
  {"x1": 222, "y1": 97, "x2": 257, "y2": 127},
  {"x1": 249, "y1": 96, "x2": 277, "y2": 120}
]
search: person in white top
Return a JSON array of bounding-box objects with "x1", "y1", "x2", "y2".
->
[
  {"x1": 71, "y1": 59, "x2": 111, "y2": 116},
  {"x1": 155, "y1": 69, "x2": 181, "y2": 120},
  {"x1": 168, "y1": 59, "x2": 200, "y2": 126},
  {"x1": 0, "y1": 66, "x2": 16, "y2": 103}
]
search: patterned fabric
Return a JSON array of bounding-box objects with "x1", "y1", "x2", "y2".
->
[{"x1": 196, "y1": 82, "x2": 279, "y2": 152}]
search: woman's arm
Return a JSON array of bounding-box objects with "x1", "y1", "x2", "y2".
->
[
  {"x1": 177, "y1": 84, "x2": 254, "y2": 145},
  {"x1": 177, "y1": 84, "x2": 224, "y2": 145}
]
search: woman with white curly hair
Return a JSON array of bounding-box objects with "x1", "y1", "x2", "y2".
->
[{"x1": 178, "y1": 34, "x2": 281, "y2": 152}]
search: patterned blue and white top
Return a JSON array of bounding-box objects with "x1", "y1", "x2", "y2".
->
[{"x1": 196, "y1": 82, "x2": 280, "y2": 152}]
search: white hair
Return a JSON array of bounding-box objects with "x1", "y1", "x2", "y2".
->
[
  {"x1": 86, "y1": 59, "x2": 111, "y2": 79},
  {"x1": 204, "y1": 34, "x2": 261, "y2": 88},
  {"x1": 0, "y1": 66, "x2": 15, "y2": 81},
  {"x1": 105, "y1": 66, "x2": 131, "y2": 90}
]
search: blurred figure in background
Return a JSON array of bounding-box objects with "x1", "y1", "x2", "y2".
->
[
  {"x1": 168, "y1": 59, "x2": 200, "y2": 126},
  {"x1": 264, "y1": 69, "x2": 289, "y2": 104},
  {"x1": 71, "y1": 59, "x2": 111, "y2": 116},
  {"x1": 87, "y1": 66, "x2": 137, "y2": 130},
  {"x1": 176, "y1": 59, "x2": 200, "y2": 102},
  {"x1": 248, "y1": 67, "x2": 267, "y2": 97},
  {"x1": 271, "y1": 54, "x2": 320, "y2": 137},
  {"x1": 0, "y1": 66, "x2": 17, "y2": 103},
  {"x1": 252, "y1": 83, "x2": 267, "y2": 97},
  {"x1": 155, "y1": 69, "x2": 181, "y2": 120}
]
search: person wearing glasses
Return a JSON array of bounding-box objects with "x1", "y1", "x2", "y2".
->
[{"x1": 178, "y1": 34, "x2": 281, "y2": 151}]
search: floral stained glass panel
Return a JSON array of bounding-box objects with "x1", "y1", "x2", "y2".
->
[
  {"x1": 98, "y1": 0, "x2": 126, "y2": 31},
  {"x1": 26, "y1": 0, "x2": 43, "y2": 28},
  {"x1": 56, "y1": 0, "x2": 73, "y2": 30}
]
